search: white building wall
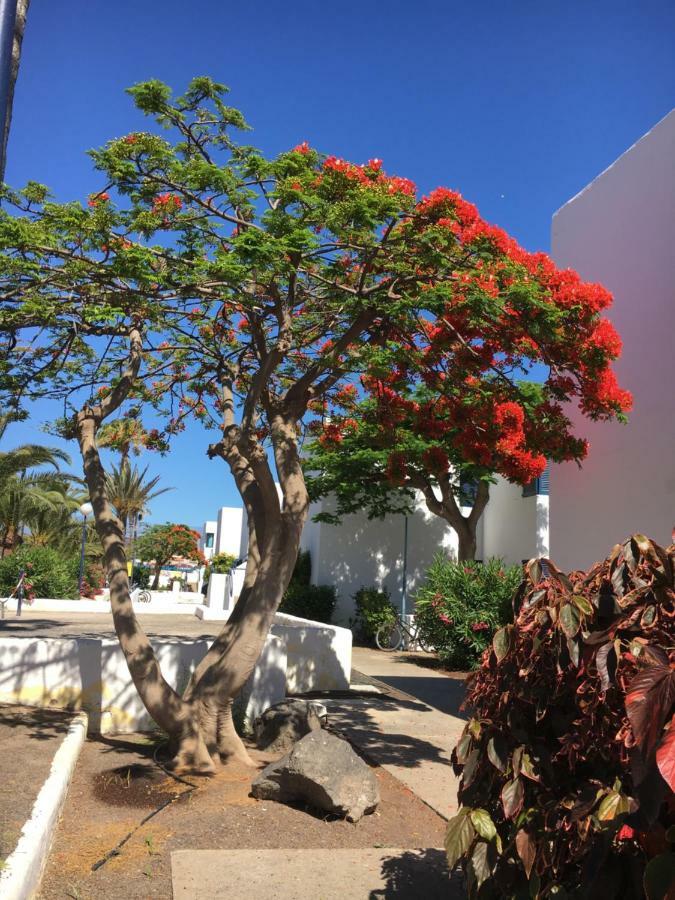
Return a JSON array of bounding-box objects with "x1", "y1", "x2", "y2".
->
[
  {"x1": 200, "y1": 520, "x2": 217, "y2": 560},
  {"x1": 481, "y1": 479, "x2": 540, "y2": 564},
  {"x1": 214, "y1": 507, "x2": 244, "y2": 558},
  {"x1": 301, "y1": 478, "x2": 539, "y2": 625},
  {"x1": 550, "y1": 109, "x2": 675, "y2": 571}
]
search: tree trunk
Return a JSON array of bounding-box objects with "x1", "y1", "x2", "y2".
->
[
  {"x1": 151, "y1": 566, "x2": 161, "y2": 590},
  {"x1": 457, "y1": 527, "x2": 477, "y2": 562},
  {"x1": 0, "y1": 0, "x2": 30, "y2": 181},
  {"x1": 75, "y1": 392, "x2": 310, "y2": 773}
]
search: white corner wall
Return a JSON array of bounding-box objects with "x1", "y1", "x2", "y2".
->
[
  {"x1": 550, "y1": 109, "x2": 675, "y2": 570},
  {"x1": 215, "y1": 507, "x2": 244, "y2": 557},
  {"x1": 481, "y1": 478, "x2": 539, "y2": 564}
]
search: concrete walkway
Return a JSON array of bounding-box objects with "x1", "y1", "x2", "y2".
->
[{"x1": 320, "y1": 647, "x2": 468, "y2": 820}]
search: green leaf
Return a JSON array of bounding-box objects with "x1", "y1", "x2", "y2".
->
[
  {"x1": 455, "y1": 733, "x2": 473, "y2": 765},
  {"x1": 502, "y1": 777, "x2": 525, "y2": 819},
  {"x1": 596, "y1": 789, "x2": 631, "y2": 821},
  {"x1": 493, "y1": 625, "x2": 514, "y2": 662},
  {"x1": 467, "y1": 718, "x2": 482, "y2": 739},
  {"x1": 470, "y1": 809, "x2": 497, "y2": 842},
  {"x1": 520, "y1": 752, "x2": 540, "y2": 783},
  {"x1": 560, "y1": 603, "x2": 580, "y2": 638},
  {"x1": 643, "y1": 852, "x2": 675, "y2": 900},
  {"x1": 572, "y1": 593, "x2": 594, "y2": 616},
  {"x1": 468, "y1": 840, "x2": 496, "y2": 891},
  {"x1": 445, "y1": 808, "x2": 475, "y2": 869},
  {"x1": 487, "y1": 734, "x2": 508, "y2": 772}
]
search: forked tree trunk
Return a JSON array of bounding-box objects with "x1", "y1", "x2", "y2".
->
[
  {"x1": 416, "y1": 476, "x2": 490, "y2": 562},
  {"x1": 76, "y1": 398, "x2": 308, "y2": 773}
]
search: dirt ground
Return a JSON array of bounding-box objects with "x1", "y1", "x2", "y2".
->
[
  {"x1": 0, "y1": 704, "x2": 75, "y2": 865},
  {"x1": 38, "y1": 732, "x2": 448, "y2": 900}
]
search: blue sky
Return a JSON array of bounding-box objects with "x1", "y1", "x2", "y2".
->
[{"x1": 4, "y1": 0, "x2": 674, "y2": 527}]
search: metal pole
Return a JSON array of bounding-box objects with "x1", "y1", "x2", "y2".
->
[
  {"x1": 77, "y1": 515, "x2": 87, "y2": 596},
  {"x1": 401, "y1": 515, "x2": 409, "y2": 619},
  {"x1": 0, "y1": 0, "x2": 19, "y2": 180},
  {"x1": 16, "y1": 566, "x2": 23, "y2": 616}
]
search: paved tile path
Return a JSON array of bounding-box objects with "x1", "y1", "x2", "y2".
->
[{"x1": 324, "y1": 647, "x2": 467, "y2": 820}]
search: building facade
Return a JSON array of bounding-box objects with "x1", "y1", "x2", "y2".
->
[
  {"x1": 550, "y1": 109, "x2": 675, "y2": 570},
  {"x1": 201, "y1": 473, "x2": 548, "y2": 625}
]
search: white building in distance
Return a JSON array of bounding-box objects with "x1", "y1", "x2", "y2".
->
[
  {"x1": 550, "y1": 109, "x2": 675, "y2": 570},
  {"x1": 201, "y1": 473, "x2": 548, "y2": 625}
]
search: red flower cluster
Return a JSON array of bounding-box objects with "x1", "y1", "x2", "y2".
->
[
  {"x1": 322, "y1": 156, "x2": 416, "y2": 197},
  {"x1": 87, "y1": 192, "x2": 110, "y2": 208},
  {"x1": 152, "y1": 193, "x2": 183, "y2": 214},
  {"x1": 292, "y1": 141, "x2": 311, "y2": 154}
]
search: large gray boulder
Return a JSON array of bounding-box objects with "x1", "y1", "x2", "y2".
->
[
  {"x1": 251, "y1": 730, "x2": 380, "y2": 822},
  {"x1": 253, "y1": 699, "x2": 326, "y2": 753}
]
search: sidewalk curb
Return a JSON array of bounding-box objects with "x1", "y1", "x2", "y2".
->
[{"x1": 0, "y1": 711, "x2": 88, "y2": 900}]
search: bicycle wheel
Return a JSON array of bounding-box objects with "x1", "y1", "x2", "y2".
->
[
  {"x1": 415, "y1": 632, "x2": 434, "y2": 653},
  {"x1": 138, "y1": 589, "x2": 152, "y2": 603},
  {"x1": 375, "y1": 622, "x2": 403, "y2": 651}
]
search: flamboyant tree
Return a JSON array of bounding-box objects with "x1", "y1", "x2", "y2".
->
[
  {"x1": 0, "y1": 77, "x2": 630, "y2": 771},
  {"x1": 135, "y1": 523, "x2": 203, "y2": 589}
]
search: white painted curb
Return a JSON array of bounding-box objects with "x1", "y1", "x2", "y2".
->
[{"x1": 0, "y1": 711, "x2": 88, "y2": 900}]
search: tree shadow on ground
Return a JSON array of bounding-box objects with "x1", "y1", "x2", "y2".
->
[
  {"x1": 370, "y1": 848, "x2": 464, "y2": 899},
  {"x1": 0, "y1": 703, "x2": 73, "y2": 740},
  {"x1": 320, "y1": 696, "x2": 450, "y2": 768}
]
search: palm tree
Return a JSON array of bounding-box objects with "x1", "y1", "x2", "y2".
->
[
  {"x1": 0, "y1": 413, "x2": 77, "y2": 555},
  {"x1": 1, "y1": 0, "x2": 30, "y2": 181},
  {"x1": 104, "y1": 462, "x2": 172, "y2": 542}
]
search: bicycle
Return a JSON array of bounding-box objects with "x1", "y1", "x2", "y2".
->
[
  {"x1": 375, "y1": 613, "x2": 433, "y2": 653},
  {"x1": 131, "y1": 583, "x2": 152, "y2": 603}
]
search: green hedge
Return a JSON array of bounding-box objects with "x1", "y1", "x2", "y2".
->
[
  {"x1": 279, "y1": 582, "x2": 337, "y2": 623},
  {"x1": 415, "y1": 556, "x2": 521, "y2": 668}
]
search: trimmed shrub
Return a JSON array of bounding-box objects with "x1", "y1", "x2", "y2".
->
[
  {"x1": 291, "y1": 549, "x2": 312, "y2": 587},
  {"x1": 446, "y1": 535, "x2": 675, "y2": 899},
  {"x1": 0, "y1": 546, "x2": 78, "y2": 599},
  {"x1": 415, "y1": 556, "x2": 521, "y2": 668},
  {"x1": 279, "y1": 582, "x2": 337, "y2": 623},
  {"x1": 352, "y1": 586, "x2": 397, "y2": 640}
]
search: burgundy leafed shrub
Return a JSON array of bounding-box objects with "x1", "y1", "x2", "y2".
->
[{"x1": 447, "y1": 534, "x2": 675, "y2": 899}]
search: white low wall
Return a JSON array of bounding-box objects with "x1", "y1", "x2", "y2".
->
[
  {"x1": 272, "y1": 612, "x2": 352, "y2": 693},
  {"x1": 0, "y1": 633, "x2": 286, "y2": 733},
  {"x1": 15, "y1": 592, "x2": 203, "y2": 616}
]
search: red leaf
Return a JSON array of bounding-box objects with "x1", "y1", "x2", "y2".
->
[
  {"x1": 656, "y1": 714, "x2": 675, "y2": 792},
  {"x1": 515, "y1": 829, "x2": 536, "y2": 878},
  {"x1": 625, "y1": 665, "x2": 675, "y2": 757},
  {"x1": 501, "y1": 777, "x2": 524, "y2": 820}
]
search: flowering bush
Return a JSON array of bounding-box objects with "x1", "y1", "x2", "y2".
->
[
  {"x1": 0, "y1": 546, "x2": 78, "y2": 598},
  {"x1": 415, "y1": 557, "x2": 521, "y2": 668},
  {"x1": 446, "y1": 535, "x2": 675, "y2": 899}
]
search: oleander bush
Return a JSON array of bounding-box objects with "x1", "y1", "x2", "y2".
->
[
  {"x1": 352, "y1": 586, "x2": 397, "y2": 640},
  {"x1": 415, "y1": 556, "x2": 522, "y2": 668},
  {"x1": 446, "y1": 534, "x2": 675, "y2": 899},
  {"x1": 0, "y1": 546, "x2": 78, "y2": 599}
]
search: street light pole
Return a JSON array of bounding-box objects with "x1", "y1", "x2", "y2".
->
[
  {"x1": 401, "y1": 515, "x2": 409, "y2": 619},
  {"x1": 77, "y1": 501, "x2": 93, "y2": 597}
]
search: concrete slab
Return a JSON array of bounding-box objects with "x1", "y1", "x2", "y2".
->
[{"x1": 171, "y1": 848, "x2": 462, "y2": 899}]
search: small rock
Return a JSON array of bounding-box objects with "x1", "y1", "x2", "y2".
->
[
  {"x1": 251, "y1": 730, "x2": 380, "y2": 822},
  {"x1": 253, "y1": 699, "x2": 325, "y2": 753}
]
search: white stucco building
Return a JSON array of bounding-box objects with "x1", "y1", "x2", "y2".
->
[
  {"x1": 202, "y1": 472, "x2": 548, "y2": 625},
  {"x1": 199, "y1": 507, "x2": 244, "y2": 560},
  {"x1": 550, "y1": 109, "x2": 675, "y2": 570}
]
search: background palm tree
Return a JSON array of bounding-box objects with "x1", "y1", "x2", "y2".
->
[
  {"x1": 0, "y1": 413, "x2": 79, "y2": 555},
  {"x1": 97, "y1": 409, "x2": 149, "y2": 471},
  {"x1": 0, "y1": 0, "x2": 30, "y2": 180},
  {"x1": 104, "y1": 462, "x2": 172, "y2": 544}
]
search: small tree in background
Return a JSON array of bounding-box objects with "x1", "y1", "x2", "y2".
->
[
  {"x1": 0, "y1": 77, "x2": 630, "y2": 771},
  {"x1": 135, "y1": 523, "x2": 204, "y2": 589}
]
